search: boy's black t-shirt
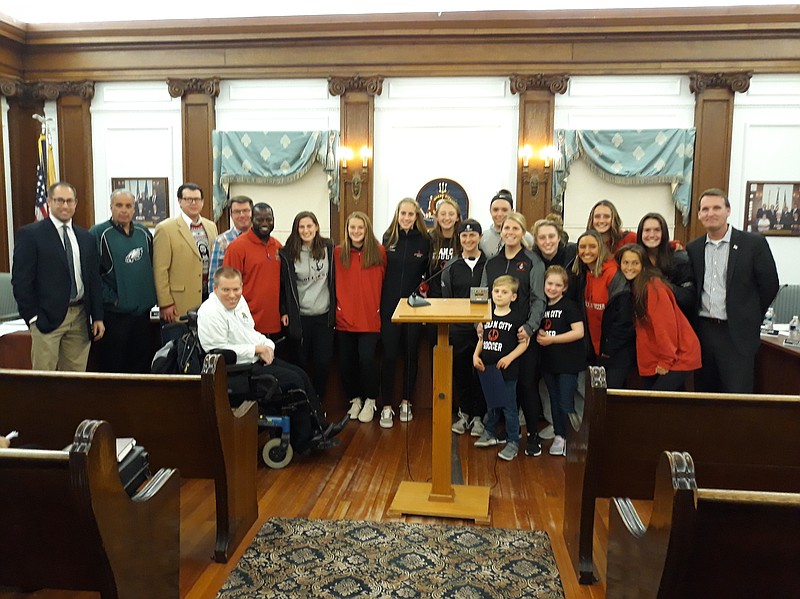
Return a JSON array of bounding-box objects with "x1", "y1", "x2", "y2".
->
[
  {"x1": 539, "y1": 296, "x2": 587, "y2": 374},
  {"x1": 481, "y1": 309, "x2": 524, "y2": 380}
]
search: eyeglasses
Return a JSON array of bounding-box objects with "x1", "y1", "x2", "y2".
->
[
  {"x1": 231, "y1": 208, "x2": 252, "y2": 216},
  {"x1": 51, "y1": 198, "x2": 77, "y2": 206},
  {"x1": 181, "y1": 197, "x2": 203, "y2": 204}
]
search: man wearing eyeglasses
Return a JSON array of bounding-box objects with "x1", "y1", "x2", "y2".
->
[
  {"x1": 207, "y1": 195, "x2": 253, "y2": 296},
  {"x1": 11, "y1": 181, "x2": 105, "y2": 371},
  {"x1": 153, "y1": 183, "x2": 218, "y2": 323}
]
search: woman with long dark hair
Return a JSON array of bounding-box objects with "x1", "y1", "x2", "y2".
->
[
  {"x1": 617, "y1": 244, "x2": 701, "y2": 390},
  {"x1": 586, "y1": 199, "x2": 637, "y2": 253},
  {"x1": 280, "y1": 211, "x2": 335, "y2": 400},
  {"x1": 571, "y1": 230, "x2": 635, "y2": 388},
  {"x1": 427, "y1": 198, "x2": 462, "y2": 300},
  {"x1": 636, "y1": 212, "x2": 695, "y2": 317}
]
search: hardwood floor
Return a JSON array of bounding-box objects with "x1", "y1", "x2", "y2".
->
[{"x1": 2, "y1": 408, "x2": 613, "y2": 599}]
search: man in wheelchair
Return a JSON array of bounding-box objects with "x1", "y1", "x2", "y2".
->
[{"x1": 198, "y1": 266, "x2": 346, "y2": 455}]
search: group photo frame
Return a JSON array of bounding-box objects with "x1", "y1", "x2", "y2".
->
[
  {"x1": 111, "y1": 177, "x2": 169, "y2": 229},
  {"x1": 744, "y1": 181, "x2": 800, "y2": 237}
]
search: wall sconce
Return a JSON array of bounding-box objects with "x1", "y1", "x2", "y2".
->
[
  {"x1": 340, "y1": 145, "x2": 371, "y2": 202},
  {"x1": 520, "y1": 144, "x2": 558, "y2": 198}
]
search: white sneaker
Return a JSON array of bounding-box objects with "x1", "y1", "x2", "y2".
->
[
  {"x1": 549, "y1": 435, "x2": 566, "y2": 456},
  {"x1": 451, "y1": 411, "x2": 470, "y2": 434},
  {"x1": 347, "y1": 398, "x2": 363, "y2": 420},
  {"x1": 379, "y1": 407, "x2": 395, "y2": 428},
  {"x1": 538, "y1": 424, "x2": 555, "y2": 440},
  {"x1": 358, "y1": 398, "x2": 377, "y2": 423},
  {"x1": 399, "y1": 402, "x2": 413, "y2": 423},
  {"x1": 470, "y1": 417, "x2": 485, "y2": 437}
]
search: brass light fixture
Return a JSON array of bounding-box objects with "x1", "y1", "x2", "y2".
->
[
  {"x1": 520, "y1": 144, "x2": 558, "y2": 198},
  {"x1": 340, "y1": 145, "x2": 371, "y2": 202}
]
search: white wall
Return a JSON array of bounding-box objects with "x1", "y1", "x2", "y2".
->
[
  {"x1": 373, "y1": 77, "x2": 518, "y2": 235},
  {"x1": 216, "y1": 80, "x2": 338, "y2": 238},
  {"x1": 90, "y1": 82, "x2": 182, "y2": 226},
  {"x1": 554, "y1": 75, "x2": 696, "y2": 241},
  {"x1": 730, "y1": 74, "x2": 800, "y2": 284}
]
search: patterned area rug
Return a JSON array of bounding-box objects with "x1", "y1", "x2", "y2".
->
[{"x1": 218, "y1": 517, "x2": 564, "y2": 598}]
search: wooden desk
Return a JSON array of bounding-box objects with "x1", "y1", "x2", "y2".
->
[
  {"x1": 386, "y1": 298, "x2": 492, "y2": 524},
  {"x1": 756, "y1": 334, "x2": 800, "y2": 395}
]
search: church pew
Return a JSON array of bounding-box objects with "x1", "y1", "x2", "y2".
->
[
  {"x1": 564, "y1": 366, "x2": 800, "y2": 585},
  {"x1": 606, "y1": 451, "x2": 800, "y2": 598},
  {"x1": 0, "y1": 419, "x2": 180, "y2": 598},
  {"x1": 0, "y1": 353, "x2": 258, "y2": 563}
]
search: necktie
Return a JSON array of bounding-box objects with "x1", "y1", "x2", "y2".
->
[{"x1": 63, "y1": 225, "x2": 78, "y2": 300}]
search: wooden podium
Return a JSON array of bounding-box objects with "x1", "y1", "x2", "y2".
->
[{"x1": 386, "y1": 297, "x2": 492, "y2": 524}]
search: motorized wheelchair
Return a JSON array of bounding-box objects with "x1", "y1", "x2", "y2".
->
[{"x1": 152, "y1": 310, "x2": 336, "y2": 468}]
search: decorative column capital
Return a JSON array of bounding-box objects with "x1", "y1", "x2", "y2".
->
[
  {"x1": 510, "y1": 74, "x2": 569, "y2": 95},
  {"x1": 0, "y1": 78, "x2": 22, "y2": 98},
  {"x1": 327, "y1": 76, "x2": 384, "y2": 97},
  {"x1": 689, "y1": 72, "x2": 751, "y2": 94},
  {"x1": 34, "y1": 81, "x2": 95, "y2": 100},
  {"x1": 167, "y1": 77, "x2": 221, "y2": 98}
]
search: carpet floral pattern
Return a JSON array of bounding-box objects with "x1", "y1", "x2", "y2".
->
[{"x1": 218, "y1": 517, "x2": 564, "y2": 598}]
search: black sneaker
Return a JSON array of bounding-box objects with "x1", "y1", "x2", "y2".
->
[{"x1": 524, "y1": 434, "x2": 542, "y2": 457}]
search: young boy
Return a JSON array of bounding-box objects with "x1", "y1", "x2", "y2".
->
[
  {"x1": 473, "y1": 275, "x2": 529, "y2": 461},
  {"x1": 535, "y1": 265, "x2": 586, "y2": 456}
]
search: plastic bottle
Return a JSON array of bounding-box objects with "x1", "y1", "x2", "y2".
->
[
  {"x1": 762, "y1": 306, "x2": 775, "y2": 333},
  {"x1": 790, "y1": 315, "x2": 800, "y2": 343}
]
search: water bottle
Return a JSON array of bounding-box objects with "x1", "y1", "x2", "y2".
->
[
  {"x1": 762, "y1": 306, "x2": 775, "y2": 333},
  {"x1": 790, "y1": 315, "x2": 800, "y2": 343}
]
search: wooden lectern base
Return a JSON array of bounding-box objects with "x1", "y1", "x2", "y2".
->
[{"x1": 387, "y1": 481, "x2": 491, "y2": 525}]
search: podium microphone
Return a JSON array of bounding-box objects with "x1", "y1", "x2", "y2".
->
[{"x1": 407, "y1": 257, "x2": 463, "y2": 307}]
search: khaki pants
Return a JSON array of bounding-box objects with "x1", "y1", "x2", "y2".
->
[{"x1": 30, "y1": 305, "x2": 91, "y2": 371}]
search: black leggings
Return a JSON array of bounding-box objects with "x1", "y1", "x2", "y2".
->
[
  {"x1": 298, "y1": 314, "x2": 335, "y2": 400},
  {"x1": 451, "y1": 327, "x2": 486, "y2": 418},
  {"x1": 337, "y1": 331, "x2": 380, "y2": 401},
  {"x1": 380, "y1": 320, "x2": 422, "y2": 407},
  {"x1": 517, "y1": 340, "x2": 543, "y2": 438}
]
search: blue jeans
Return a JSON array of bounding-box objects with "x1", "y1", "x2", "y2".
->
[
  {"x1": 543, "y1": 372, "x2": 578, "y2": 438},
  {"x1": 484, "y1": 380, "x2": 520, "y2": 444}
]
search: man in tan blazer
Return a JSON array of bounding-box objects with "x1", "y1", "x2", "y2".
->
[{"x1": 153, "y1": 183, "x2": 218, "y2": 322}]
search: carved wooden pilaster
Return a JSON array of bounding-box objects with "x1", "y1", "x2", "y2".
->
[
  {"x1": 327, "y1": 76, "x2": 384, "y2": 97},
  {"x1": 688, "y1": 72, "x2": 751, "y2": 95},
  {"x1": 686, "y1": 71, "x2": 750, "y2": 240},
  {"x1": 167, "y1": 77, "x2": 221, "y2": 99},
  {"x1": 512, "y1": 74, "x2": 568, "y2": 223},
  {"x1": 510, "y1": 74, "x2": 569, "y2": 96},
  {"x1": 168, "y1": 78, "x2": 219, "y2": 221},
  {"x1": 329, "y1": 76, "x2": 383, "y2": 243}
]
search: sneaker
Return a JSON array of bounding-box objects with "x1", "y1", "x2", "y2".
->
[
  {"x1": 470, "y1": 417, "x2": 485, "y2": 437},
  {"x1": 538, "y1": 424, "x2": 555, "y2": 440},
  {"x1": 358, "y1": 398, "x2": 377, "y2": 423},
  {"x1": 399, "y1": 402, "x2": 413, "y2": 423},
  {"x1": 451, "y1": 411, "x2": 470, "y2": 434},
  {"x1": 524, "y1": 434, "x2": 542, "y2": 457},
  {"x1": 518, "y1": 409, "x2": 526, "y2": 428},
  {"x1": 347, "y1": 398, "x2": 363, "y2": 420},
  {"x1": 549, "y1": 435, "x2": 566, "y2": 456},
  {"x1": 379, "y1": 406, "x2": 394, "y2": 428},
  {"x1": 498, "y1": 441, "x2": 519, "y2": 461},
  {"x1": 474, "y1": 432, "x2": 506, "y2": 448}
]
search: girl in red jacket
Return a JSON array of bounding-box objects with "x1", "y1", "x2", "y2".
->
[
  {"x1": 334, "y1": 211, "x2": 386, "y2": 419},
  {"x1": 617, "y1": 244, "x2": 701, "y2": 391}
]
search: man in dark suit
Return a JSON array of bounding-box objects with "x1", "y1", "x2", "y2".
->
[
  {"x1": 11, "y1": 181, "x2": 104, "y2": 371},
  {"x1": 686, "y1": 188, "x2": 779, "y2": 393}
]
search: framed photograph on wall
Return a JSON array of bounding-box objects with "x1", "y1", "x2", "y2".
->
[
  {"x1": 111, "y1": 177, "x2": 169, "y2": 229},
  {"x1": 744, "y1": 181, "x2": 800, "y2": 236}
]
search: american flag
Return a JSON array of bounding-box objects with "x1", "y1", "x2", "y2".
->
[{"x1": 35, "y1": 133, "x2": 51, "y2": 221}]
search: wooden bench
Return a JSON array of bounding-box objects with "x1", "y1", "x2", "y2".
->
[
  {"x1": 0, "y1": 419, "x2": 180, "y2": 598},
  {"x1": 0, "y1": 353, "x2": 258, "y2": 563},
  {"x1": 565, "y1": 366, "x2": 800, "y2": 584},
  {"x1": 606, "y1": 451, "x2": 800, "y2": 598}
]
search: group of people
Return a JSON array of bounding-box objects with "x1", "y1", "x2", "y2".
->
[{"x1": 11, "y1": 181, "x2": 780, "y2": 463}]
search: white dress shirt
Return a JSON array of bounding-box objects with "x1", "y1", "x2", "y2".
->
[{"x1": 197, "y1": 292, "x2": 275, "y2": 365}]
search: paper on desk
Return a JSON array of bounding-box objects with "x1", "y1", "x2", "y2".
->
[{"x1": 0, "y1": 319, "x2": 28, "y2": 337}]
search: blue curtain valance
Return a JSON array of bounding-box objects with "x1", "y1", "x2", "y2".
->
[
  {"x1": 553, "y1": 128, "x2": 696, "y2": 224},
  {"x1": 212, "y1": 130, "x2": 339, "y2": 221}
]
